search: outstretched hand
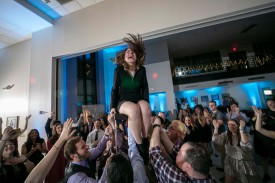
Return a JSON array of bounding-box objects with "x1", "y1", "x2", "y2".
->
[
  {"x1": 60, "y1": 118, "x2": 76, "y2": 141},
  {"x1": 26, "y1": 115, "x2": 32, "y2": 121}
]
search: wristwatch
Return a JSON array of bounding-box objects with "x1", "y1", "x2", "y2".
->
[{"x1": 153, "y1": 124, "x2": 161, "y2": 129}]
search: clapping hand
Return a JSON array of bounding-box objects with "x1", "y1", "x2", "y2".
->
[
  {"x1": 252, "y1": 106, "x2": 262, "y2": 117},
  {"x1": 213, "y1": 119, "x2": 220, "y2": 129},
  {"x1": 240, "y1": 120, "x2": 246, "y2": 130}
]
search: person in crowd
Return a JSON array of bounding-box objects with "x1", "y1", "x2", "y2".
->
[
  {"x1": 226, "y1": 102, "x2": 250, "y2": 123},
  {"x1": 167, "y1": 120, "x2": 186, "y2": 146},
  {"x1": 86, "y1": 119, "x2": 105, "y2": 148},
  {"x1": 106, "y1": 127, "x2": 149, "y2": 183},
  {"x1": 212, "y1": 119, "x2": 261, "y2": 183},
  {"x1": 158, "y1": 112, "x2": 171, "y2": 129},
  {"x1": 207, "y1": 100, "x2": 226, "y2": 176},
  {"x1": 45, "y1": 111, "x2": 61, "y2": 139},
  {"x1": 45, "y1": 122, "x2": 68, "y2": 183},
  {"x1": 25, "y1": 118, "x2": 76, "y2": 183},
  {"x1": 149, "y1": 116, "x2": 215, "y2": 182},
  {"x1": 110, "y1": 34, "x2": 150, "y2": 164},
  {"x1": 177, "y1": 108, "x2": 189, "y2": 122},
  {"x1": 79, "y1": 115, "x2": 94, "y2": 142},
  {"x1": 252, "y1": 104, "x2": 275, "y2": 182},
  {"x1": 0, "y1": 115, "x2": 31, "y2": 156},
  {"x1": 63, "y1": 125, "x2": 111, "y2": 182},
  {"x1": 21, "y1": 129, "x2": 48, "y2": 165},
  {"x1": 183, "y1": 116, "x2": 198, "y2": 143},
  {"x1": 0, "y1": 126, "x2": 34, "y2": 183},
  {"x1": 192, "y1": 104, "x2": 212, "y2": 153}
]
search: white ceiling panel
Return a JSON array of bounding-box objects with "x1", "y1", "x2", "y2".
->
[
  {"x1": 76, "y1": 0, "x2": 96, "y2": 8},
  {"x1": 63, "y1": 1, "x2": 82, "y2": 13},
  {"x1": 0, "y1": 27, "x2": 9, "y2": 36},
  {"x1": 0, "y1": 36, "x2": 17, "y2": 44},
  {"x1": 54, "y1": 5, "x2": 70, "y2": 16},
  {"x1": 44, "y1": 0, "x2": 62, "y2": 9}
]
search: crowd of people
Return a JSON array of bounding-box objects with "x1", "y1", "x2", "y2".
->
[{"x1": 0, "y1": 34, "x2": 275, "y2": 183}]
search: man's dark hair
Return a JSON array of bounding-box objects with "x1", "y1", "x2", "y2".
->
[
  {"x1": 107, "y1": 154, "x2": 133, "y2": 183},
  {"x1": 230, "y1": 101, "x2": 239, "y2": 107},
  {"x1": 208, "y1": 100, "x2": 216, "y2": 106},
  {"x1": 64, "y1": 137, "x2": 81, "y2": 161},
  {"x1": 183, "y1": 142, "x2": 211, "y2": 176}
]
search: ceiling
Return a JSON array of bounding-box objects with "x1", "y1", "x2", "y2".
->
[
  {"x1": 0, "y1": 0, "x2": 104, "y2": 50},
  {"x1": 0, "y1": 0, "x2": 275, "y2": 60}
]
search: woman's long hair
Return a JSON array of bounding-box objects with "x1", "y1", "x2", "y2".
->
[
  {"x1": 50, "y1": 123, "x2": 63, "y2": 145},
  {"x1": 114, "y1": 34, "x2": 145, "y2": 69},
  {"x1": 226, "y1": 119, "x2": 241, "y2": 147},
  {"x1": 25, "y1": 129, "x2": 42, "y2": 146}
]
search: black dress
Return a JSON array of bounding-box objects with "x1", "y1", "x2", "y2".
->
[
  {"x1": 110, "y1": 66, "x2": 149, "y2": 110},
  {"x1": 24, "y1": 138, "x2": 45, "y2": 165},
  {"x1": 0, "y1": 162, "x2": 28, "y2": 183},
  {"x1": 254, "y1": 108, "x2": 275, "y2": 158}
]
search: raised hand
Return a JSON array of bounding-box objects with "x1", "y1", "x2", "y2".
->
[
  {"x1": 26, "y1": 115, "x2": 32, "y2": 121},
  {"x1": 2, "y1": 127, "x2": 16, "y2": 140},
  {"x1": 213, "y1": 119, "x2": 220, "y2": 129},
  {"x1": 252, "y1": 106, "x2": 262, "y2": 116},
  {"x1": 60, "y1": 118, "x2": 76, "y2": 141},
  {"x1": 240, "y1": 120, "x2": 246, "y2": 130},
  {"x1": 110, "y1": 108, "x2": 116, "y2": 117}
]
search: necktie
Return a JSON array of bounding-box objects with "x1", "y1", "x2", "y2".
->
[{"x1": 95, "y1": 131, "x2": 98, "y2": 141}]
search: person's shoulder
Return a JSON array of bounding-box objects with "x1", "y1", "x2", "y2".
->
[{"x1": 139, "y1": 65, "x2": 146, "y2": 70}]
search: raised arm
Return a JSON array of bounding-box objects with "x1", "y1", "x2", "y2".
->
[
  {"x1": 16, "y1": 115, "x2": 31, "y2": 138},
  {"x1": 25, "y1": 118, "x2": 76, "y2": 183},
  {"x1": 252, "y1": 106, "x2": 275, "y2": 139}
]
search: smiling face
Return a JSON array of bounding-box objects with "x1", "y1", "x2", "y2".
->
[
  {"x1": 2, "y1": 141, "x2": 15, "y2": 157},
  {"x1": 29, "y1": 130, "x2": 39, "y2": 139},
  {"x1": 124, "y1": 48, "x2": 137, "y2": 65},
  {"x1": 208, "y1": 102, "x2": 216, "y2": 111},
  {"x1": 230, "y1": 103, "x2": 238, "y2": 112},
  {"x1": 267, "y1": 100, "x2": 275, "y2": 110},
  {"x1": 55, "y1": 124, "x2": 63, "y2": 135},
  {"x1": 184, "y1": 116, "x2": 192, "y2": 126}
]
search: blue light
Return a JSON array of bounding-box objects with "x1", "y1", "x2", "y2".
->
[
  {"x1": 27, "y1": 0, "x2": 61, "y2": 19},
  {"x1": 61, "y1": 58, "x2": 67, "y2": 122},
  {"x1": 205, "y1": 86, "x2": 222, "y2": 94},
  {"x1": 240, "y1": 82, "x2": 261, "y2": 107},
  {"x1": 149, "y1": 92, "x2": 167, "y2": 113},
  {"x1": 103, "y1": 45, "x2": 127, "y2": 54}
]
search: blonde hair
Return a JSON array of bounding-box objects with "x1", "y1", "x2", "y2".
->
[{"x1": 171, "y1": 120, "x2": 186, "y2": 140}]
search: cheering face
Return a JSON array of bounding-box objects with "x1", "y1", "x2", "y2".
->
[
  {"x1": 230, "y1": 104, "x2": 238, "y2": 112},
  {"x1": 267, "y1": 100, "x2": 275, "y2": 109},
  {"x1": 124, "y1": 48, "x2": 137, "y2": 64},
  {"x1": 3, "y1": 141, "x2": 15, "y2": 157},
  {"x1": 208, "y1": 102, "x2": 216, "y2": 111},
  {"x1": 56, "y1": 124, "x2": 63, "y2": 135},
  {"x1": 184, "y1": 116, "x2": 192, "y2": 127},
  {"x1": 228, "y1": 120, "x2": 238, "y2": 133},
  {"x1": 30, "y1": 130, "x2": 39, "y2": 139}
]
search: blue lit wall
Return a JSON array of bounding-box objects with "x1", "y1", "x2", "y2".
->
[
  {"x1": 60, "y1": 58, "x2": 67, "y2": 122},
  {"x1": 149, "y1": 92, "x2": 167, "y2": 113},
  {"x1": 175, "y1": 81, "x2": 275, "y2": 109},
  {"x1": 101, "y1": 45, "x2": 127, "y2": 112}
]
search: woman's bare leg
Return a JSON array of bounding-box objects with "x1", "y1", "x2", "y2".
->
[
  {"x1": 137, "y1": 100, "x2": 151, "y2": 138},
  {"x1": 119, "y1": 101, "x2": 142, "y2": 144}
]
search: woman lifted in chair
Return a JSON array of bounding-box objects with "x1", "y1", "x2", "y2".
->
[{"x1": 110, "y1": 34, "x2": 151, "y2": 164}]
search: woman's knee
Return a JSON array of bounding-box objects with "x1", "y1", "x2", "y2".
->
[{"x1": 119, "y1": 102, "x2": 140, "y2": 117}]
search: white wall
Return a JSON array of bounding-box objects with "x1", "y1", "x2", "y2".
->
[{"x1": 0, "y1": 40, "x2": 32, "y2": 150}]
